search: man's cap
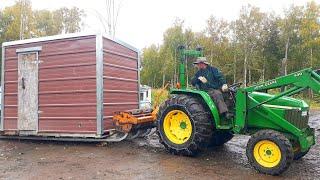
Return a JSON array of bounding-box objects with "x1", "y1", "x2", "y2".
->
[{"x1": 193, "y1": 57, "x2": 209, "y2": 65}]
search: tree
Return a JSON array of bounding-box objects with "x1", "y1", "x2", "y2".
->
[
  {"x1": 141, "y1": 19, "x2": 199, "y2": 88},
  {"x1": 52, "y1": 7, "x2": 84, "y2": 34},
  {"x1": 0, "y1": 1, "x2": 85, "y2": 78},
  {"x1": 0, "y1": 1, "x2": 84, "y2": 41},
  {"x1": 232, "y1": 5, "x2": 265, "y2": 86},
  {"x1": 300, "y1": 1, "x2": 320, "y2": 68},
  {"x1": 0, "y1": 0, "x2": 34, "y2": 41},
  {"x1": 34, "y1": 10, "x2": 58, "y2": 36},
  {"x1": 279, "y1": 5, "x2": 304, "y2": 75},
  {"x1": 203, "y1": 16, "x2": 234, "y2": 82},
  {"x1": 206, "y1": 16, "x2": 229, "y2": 43},
  {"x1": 262, "y1": 16, "x2": 282, "y2": 80},
  {"x1": 105, "y1": 0, "x2": 123, "y2": 37},
  {"x1": 141, "y1": 45, "x2": 161, "y2": 87},
  {"x1": 141, "y1": 1, "x2": 320, "y2": 91}
]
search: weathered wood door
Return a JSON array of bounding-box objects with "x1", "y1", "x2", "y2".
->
[{"x1": 18, "y1": 52, "x2": 39, "y2": 132}]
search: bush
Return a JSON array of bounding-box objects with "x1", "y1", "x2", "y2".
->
[{"x1": 151, "y1": 88, "x2": 169, "y2": 107}]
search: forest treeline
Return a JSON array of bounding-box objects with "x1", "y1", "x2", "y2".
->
[
  {"x1": 141, "y1": 2, "x2": 320, "y2": 88},
  {"x1": 1, "y1": 1, "x2": 320, "y2": 90},
  {"x1": 0, "y1": 0, "x2": 83, "y2": 44}
]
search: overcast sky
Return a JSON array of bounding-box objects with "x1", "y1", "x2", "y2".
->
[{"x1": 1, "y1": 0, "x2": 319, "y2": 49}]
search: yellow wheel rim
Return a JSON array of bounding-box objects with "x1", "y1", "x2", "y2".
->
[
  {"x1": 253, "y1": 140, "x2": 282, "y2": 168},
  {"x1": 163, "y1": 110, "x2": 192, "y2": 144}
]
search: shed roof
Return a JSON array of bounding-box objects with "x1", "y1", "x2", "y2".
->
[{"x1": 2, "y1": 32, "x2": 139, "y2": 53}]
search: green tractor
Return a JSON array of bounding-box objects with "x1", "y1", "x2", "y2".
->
[{"x1": 156, "y1": 46, "x2": 316, "y2": 175}]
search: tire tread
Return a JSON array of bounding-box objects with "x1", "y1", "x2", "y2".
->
[{"x1": 157, "y1": 95, "x2": 214, "y2": 156}]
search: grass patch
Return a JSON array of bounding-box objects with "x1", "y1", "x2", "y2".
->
[
  {"x1": 151, "y1": 88, "x2": 169, "y2": 107},
  {"x1": 301, "y1": 98, "x2": 320, "y2": 110}
]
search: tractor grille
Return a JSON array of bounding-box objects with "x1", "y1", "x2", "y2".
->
[{"x1": 284, "y1": 109, "x2": 309, "y2": 129}]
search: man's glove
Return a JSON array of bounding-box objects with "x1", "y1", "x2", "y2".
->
[
  {"x1": 221, "y1": 84, "x2": 228, "y2": 92},
  {"x1": 198, "y1": 76, "x2": 207, "y2": 83}
]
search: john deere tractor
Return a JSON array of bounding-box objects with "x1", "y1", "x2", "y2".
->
[{"x1": 156, "y1": 46, "x2": 316, "y2": 175}]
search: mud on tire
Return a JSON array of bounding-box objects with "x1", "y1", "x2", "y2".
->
[
  {"x1": 293, "y1": 149, "x2": 310, "y2": 160},
  {"x1": 157, "y1": 95, "x2": 214, "y2": 156},
  {"x1": 291, "y1": 141, "x2": 310, "y2": 160}
]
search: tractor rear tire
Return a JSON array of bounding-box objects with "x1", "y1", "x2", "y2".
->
[
  {"x1": 209, "y1": 131, "x2": 234, "y2": 146},
  {"x1": 157, "y1": 95, "x2": 214, "y2": 156},
  {"x1": 246, "y1": 130, "x2": 294, "y2": 176}
]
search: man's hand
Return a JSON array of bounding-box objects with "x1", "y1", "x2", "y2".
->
[
  {"x1": 198, "y1": 76, "x2": 207, "y2": 83},
  {"x1": 221, "y1": 84, "x2": 228, "y2": 92}
]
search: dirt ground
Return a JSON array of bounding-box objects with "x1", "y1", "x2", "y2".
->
[{"x1": 0, "y1": 112, "x2": 319, "y2": 180}]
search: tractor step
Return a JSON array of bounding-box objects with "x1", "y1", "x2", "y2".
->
[{"x1": 217, "y1": 125, "x2": 233, "y2": 130}]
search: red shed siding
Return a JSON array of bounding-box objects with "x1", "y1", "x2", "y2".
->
[
  {"x1": 3, "y1": 36, "x2": 97, "y2": 133},
  {"x1": 4, "y1": 48, "x2": 18, "y2": 130},
  {"x1": 2, "y1": 34, "x2": 139, "y2": 137},
  {"x1": 102, "y1": 38, "x2": 139, "y2": 130}
]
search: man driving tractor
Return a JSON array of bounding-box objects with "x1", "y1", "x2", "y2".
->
[{"x1": 191, "y1": 57, "x2": 231, "y2": 119}]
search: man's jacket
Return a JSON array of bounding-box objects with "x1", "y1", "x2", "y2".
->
[{"x1": 191, "y1": 65, "x2": 226, "y2": 90}]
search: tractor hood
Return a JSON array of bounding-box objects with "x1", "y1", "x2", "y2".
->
[{"x1": 248, "y1": 92, "x2": 309, "y2": 111}]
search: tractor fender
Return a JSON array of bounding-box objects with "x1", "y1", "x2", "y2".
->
[{"x1": 170, "y1": 89, "x2": 220, "y2": 127}]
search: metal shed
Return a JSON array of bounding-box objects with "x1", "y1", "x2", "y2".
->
[{"x1": 1, "y1": 32, "x2": 140, "y2": 139}]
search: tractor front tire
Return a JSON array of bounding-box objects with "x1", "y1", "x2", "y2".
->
[
  {"x1": 246, "y1": 130, "x2": 294, "y2": 176},
  {"x1": 157, "y1": 95, "x2": 214, "y2": 156},
  {"x1": 292, "y1": 142, "x2": 310, "y2": 160}
]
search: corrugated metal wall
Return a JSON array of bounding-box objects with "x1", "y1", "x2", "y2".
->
[
  {"x1": 103, "y1": 37, "x2": 139, "y2": 131},
  {"x1": 2, "y1": 34, "x2": 140, "y2": 137},
  {"x1": 3, "y1": 35, "x2": 98, "y2": 134}
]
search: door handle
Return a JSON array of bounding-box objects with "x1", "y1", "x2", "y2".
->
[{"x1": 22, "y1": 77, "x2": 25, "y2": 89}]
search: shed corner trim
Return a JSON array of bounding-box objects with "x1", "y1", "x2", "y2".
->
[{"x1": 96, "y1": 34, "x2": 104, "y2": 136}]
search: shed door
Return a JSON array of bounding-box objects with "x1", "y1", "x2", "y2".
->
[{"x1": 18, "y1": 52, "x2": 39, "y2": 132}]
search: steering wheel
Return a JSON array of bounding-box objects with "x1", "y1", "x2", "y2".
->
[{"x1": 228, "y1": 82, "x2": 242, "y2": 92}]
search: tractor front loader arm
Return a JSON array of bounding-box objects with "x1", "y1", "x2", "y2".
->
[
  {"x1": 235, "y1": 68, "x2": 319, "y2": 151},
  {"x1": 246, "y1": 68, "x2": 320, "y2": 94}
]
